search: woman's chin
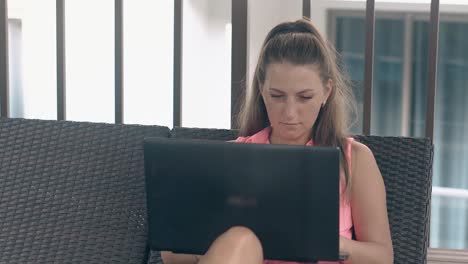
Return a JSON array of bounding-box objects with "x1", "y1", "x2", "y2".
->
[
  {"x1": 271, "y1": 125, "x2": 308, "y2": 143},
  {"x1": 278, "y1": 130, "x2": 304, "y2": 142}
]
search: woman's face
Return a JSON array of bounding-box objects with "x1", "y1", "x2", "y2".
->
[{"x1": 261, "y1": 62, "x2": 332, "y2": 145}]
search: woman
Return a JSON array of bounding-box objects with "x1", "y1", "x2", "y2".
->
[{"x1": 162, "y1": 18, "x2": 393, "y2": 264}]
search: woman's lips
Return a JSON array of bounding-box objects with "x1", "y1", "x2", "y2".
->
[{"x1": 280, "y1": 122, "x2": 300, "y2": 126}]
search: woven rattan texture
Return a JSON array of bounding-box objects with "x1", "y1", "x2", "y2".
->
[
  {"x1": 0, "y1": 118, "x2": 169, "y2": 264},
  {"x1": 354, "y1": 135, "x2": 433, "y2": 264}
]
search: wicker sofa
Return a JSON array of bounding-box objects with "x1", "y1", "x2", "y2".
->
[{"x1": 0, "y1": 118, "x2": 433, "y2": 264}]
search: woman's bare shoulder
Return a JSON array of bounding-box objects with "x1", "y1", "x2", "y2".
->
[{"x1": 350, "y1": 140, "x2": 383, "y2": 184}]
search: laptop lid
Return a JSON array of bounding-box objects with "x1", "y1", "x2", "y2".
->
[{"x1": 144, "y1": 137, "x2": 341, "y2": 262}]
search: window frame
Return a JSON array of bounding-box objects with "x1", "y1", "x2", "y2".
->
[{"x1": 328, "y1": 9, "x2": 468, "y2": 262}]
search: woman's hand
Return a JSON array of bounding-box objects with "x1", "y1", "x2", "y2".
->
[{"x1": 339, "y1": 235, "x2": 350, "y2": 253}]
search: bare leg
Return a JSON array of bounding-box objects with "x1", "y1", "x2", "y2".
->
[
  {"x1": 199, "y1": 226, "x2": 263, "y2": 264},
  {"x1": 161, "y1": 251, "x2": 200, "y2": 264},
  {"x1": 161, "y1": 226, "x2": 263, "y2": 264}
]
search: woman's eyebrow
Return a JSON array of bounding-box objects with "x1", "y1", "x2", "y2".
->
[
  {"x1": 269, "y1": 88, "x2": 315, "y2": 94},
  {"x1": 297, "y1": 89, "x2": 314, "y2": 94},
  {"x1": 269, "y1": 88, "x2": 285, "y2": 93}
]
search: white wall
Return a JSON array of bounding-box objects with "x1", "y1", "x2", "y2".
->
[
  {"x1": 181, "y1": 0, "x2": 232, "y2": 129},
  {"x1": 123, "y1": 0, "x2": 174, "y2": 127},
  {"x1": 65, "y1": 0, "x2": 115, "y2": 123},
  {"x1": 247, "y1": 0, "x2": 302, "y2": 90}
]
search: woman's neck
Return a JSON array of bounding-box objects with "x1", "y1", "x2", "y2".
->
[{"x1": 269, "y1": 131, "x2": 311, "y2": 146}]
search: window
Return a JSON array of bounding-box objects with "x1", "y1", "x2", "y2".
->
[
  {"x1": 332, "y1": 11, "x2": 468, "y2": 250},
  {"x1": 6, "y1": 0, "x2": 57, "y2": 120},
  {"x1": 7, "y1": 18, "x2": 23, "y2": 118}
]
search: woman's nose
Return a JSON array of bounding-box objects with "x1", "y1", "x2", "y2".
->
[{"x1": 283, "y1": 100, "x2": 297, "y2": 120}]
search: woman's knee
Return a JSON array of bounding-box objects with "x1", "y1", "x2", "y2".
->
[
  {"x1": 200, "y1": 226, "x2": 263, "y2": 264},
  {"x1": 222, "y1": 226, "x2": 262, "y2": 250}
]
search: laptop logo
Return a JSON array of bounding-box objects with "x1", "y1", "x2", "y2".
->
[{"x1": 226, "y1": 195, "x2": 257, "y2": 208}]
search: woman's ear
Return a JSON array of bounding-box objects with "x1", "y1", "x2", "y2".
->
[
  {"x1": 259, "y1": 85, "x2": 267, "y2": 102},
  {"x1": 324, "y1": 79, "x2": 333, "y2": 103}
]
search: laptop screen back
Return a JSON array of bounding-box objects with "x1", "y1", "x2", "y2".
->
[{"x1": 144, "y1": 137, "x2": 341, "y2": 262}]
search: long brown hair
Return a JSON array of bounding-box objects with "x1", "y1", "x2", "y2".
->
[{"x1": 236, "y1": 18, "x2": 357, "y2": 193}]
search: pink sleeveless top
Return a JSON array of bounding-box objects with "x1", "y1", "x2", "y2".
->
[{"x1": 234, "y1": 127, "x2": 353, "y2": 264}]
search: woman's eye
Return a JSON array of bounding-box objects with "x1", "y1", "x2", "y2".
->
[
  {"x1": 270, "y1": 94, "x2": 283, "y2": 98},
  {"x1": 301, "y1": 96, "x2": 313, "y2": 100}
]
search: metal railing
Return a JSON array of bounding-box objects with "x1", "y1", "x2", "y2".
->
[
  {"x1": 0, "y1": 0, "x2": 439, "y2": 139},
  {"x1": 0, "y1": 0, "x2": 9, "y2": 117},
  {"x1": 56, "y1": 0, "x2": 65, "y2": 120}
]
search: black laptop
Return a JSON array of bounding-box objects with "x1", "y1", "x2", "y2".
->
[{"x1": 144, "y1": 137, "x2": 345, "y2": 262}]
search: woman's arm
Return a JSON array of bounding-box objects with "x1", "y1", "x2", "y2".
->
[{"x1": 341, "y1": 141, "x2": 394, "y2": 264}]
